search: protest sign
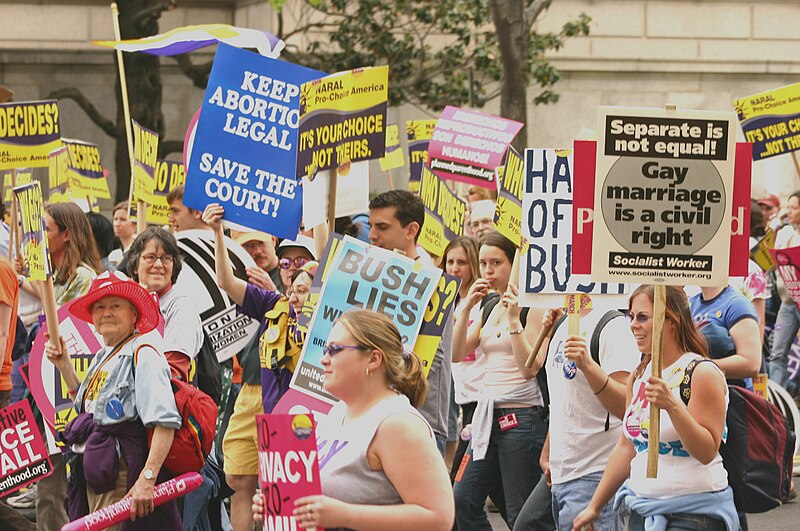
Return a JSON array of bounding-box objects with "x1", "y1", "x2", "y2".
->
[
  {"x1": 184, "y1": 44, "x2": 322, "y2": 239},
  {"x1": 751, "y1": 231, "x2": 776, "y2": 272},
  {"x1": 582, "y1": 107, "x2": 737, "y2": 286},
  {"x1": 297, "y1": 233, "x2": 345, "y2": 331},
  {"x1": 518, "y1": 148, "x2": 626, "y2": 308},
  {"x1": 0, "y1": 400, "x2": 52, "y2": 496},
  {"x1": 734, "y1": 82, "x2": 800, "y2": 160},
  {"x1": 770, "y1": 246, "x2": 800, "y2": 309},
  {"x1": 13, "y1": 181, "x2": 51, "y2": 282},
  {"x1": 176, "y1": 230, "x2": 259, "y2": 361},
  {"x1": 48, "y1": 145, "x2": 71, "y2": 203},
  {"x1": 256, "y1": 414, "x2": 321, "y2": 529},
  {"x1": 427, "y1": 106, "x2": 523, "y2": 188},
  {"x1": 572, "y1": 139, "x2": 751, "y2": 280},
  {"x1": 62, "y1": 138, "x2": 111, "y2": 199},
  {"x1": 132, "y1": 120, "x2": 159, "y2": 204},
  {"x1": 147, "y1": 159, "x2": 186, "y2": 224},
  {"x1": 291, "y1": 237, "x2": 440, "y2": 403},
  {"x1": 62, "y1": 472, "x2": 203, "y2": 531},
  {"x1": 301, "y1": 162, "x2": 370, "y2": 229},
  {"x1": 0, "y1": 100, "x2": 61, "y2": 170},
  {"x1": 494, "y1": 147, "x2": 523, "y2": 246},
  {"x1": 418, "y1": 166, "x2": 467, "y2": 256},
  {"x1": 407, "y1": 119, "x2": 436, "y2": 194},
  {"x1": 297, "y1": 66, "x2": 388, "y2": 179},
  {"x1": 379, "y1": 123, "x2": 405, "y2": 171},
  {"x1": 2, "y1": 169, "x2": 31, "y2": 202},
  {"x1": 28, "y1": 304, "x2": 103, "y2": 453},
  {"x1": 415, "y1": 272, "x2": 460, "y2": 376}
]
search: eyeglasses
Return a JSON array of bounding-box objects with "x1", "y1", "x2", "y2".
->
[
  {"x1": 322, "y1": 344, "x2": 370, "y2": 357},
  {"x1": 625, "y1": 312, "x2": 651, "y2": 324},
  {"x1": 279, "y1": 257, "x2": 309, "y2": 270},
  {"x1": 469, "y1": 218, "x2": 493, "y2": 229},
  {"x1": 141, "y1": 254, "x2": 174, "y2": 265}
]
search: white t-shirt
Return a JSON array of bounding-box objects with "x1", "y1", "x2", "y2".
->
[
  {"x1": 451, "y1": 302, "x2": 486, "y2": 405},
  {"x1": 546, "y1": 309, "x2": 640, "y2": 484},
  {"x1": 624, "y1": 352, "x2": 728, "y2": 498},
  {"x1": 158, "y1": 285, "x2": 204, "y2": 359}
]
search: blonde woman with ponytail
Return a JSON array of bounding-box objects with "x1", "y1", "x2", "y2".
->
[{"x1": 252, "y1": 309, "x2": 455, "y2": 531}]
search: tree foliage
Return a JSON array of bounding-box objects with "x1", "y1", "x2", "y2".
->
[{"x1": 277, "y1": 0, "x2": 590, "y2": 111}]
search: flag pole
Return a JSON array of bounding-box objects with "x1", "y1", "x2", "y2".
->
[{"x1": 111, "y1": 3, "x2": 146, "y2": 232}]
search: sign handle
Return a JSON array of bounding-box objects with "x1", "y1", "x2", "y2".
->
[
  {"x1": 492, "y1": 249, "x2": 521, "y2": 327},
  {"x1": 41, "y1": 277, "x2": 60, "y2": 345},
  {"x1": 9, "y1": 169, "x2": 19, "y2": 259},
  {"x1": 386, "y1": 168, "x2": 395, "y2": 191},
  {"x1": 525, "y1": 320, "x2": 554, "y2": 368},
  {"x1": 327, "y1": 168, "x2": 339, "y2": 236},
  {"x1": 646, "y1": 284, "x2": 667, "y2": 478},
  {"x1": 111, "y1": 3, "x2": 147, "y2": 232}
]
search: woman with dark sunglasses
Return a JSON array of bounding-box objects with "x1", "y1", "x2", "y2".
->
[
  {"x1": 252, "y1": 309, "x2": 454, "y2": 530},
  {"x1": 573, "y1": 285, "x2": 737, "y2": 531},
  {"x1": 276, "y1": 235, "x2": 316, "y2": 294}
]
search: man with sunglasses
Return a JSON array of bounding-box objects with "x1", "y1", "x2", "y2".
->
[
  {"x1": 276, "y1": 235, "x2": 316, "y2": 295},
  {"x1": 514, "y1": 305, "x2": 639, "y2": 531}
]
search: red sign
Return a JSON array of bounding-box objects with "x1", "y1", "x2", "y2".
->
[
  {"x1": 0, "y1": 400, "x2": 53, "y2": 496},
  {"x1": 257, "y1": 414, "x2": 322, "y2": 529}
]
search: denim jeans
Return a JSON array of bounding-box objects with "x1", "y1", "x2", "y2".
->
[
  {"x1": 512, "y1": 474, "x2": 554, "y2": 531},
  {"x1": 453, "y1": 406, "x2": 546, "y2": 531},
  {"x1": 768, "y1": 301, "x2": 800, "y2": 389},
  {"x1": 551, "y1": 471, "x2": 623, "y2": 531},
  {"x1": 629, "y1": 509, "x2": 726, "y2": 531}
]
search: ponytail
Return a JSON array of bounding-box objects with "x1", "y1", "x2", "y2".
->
[{"x1": 393, "y1": 348, "x2": 428, "y2": 408}]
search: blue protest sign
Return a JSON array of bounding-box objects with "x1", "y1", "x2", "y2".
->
[
  {"x1": 184, "y1": 43, "x2": 324, "y2": 239},
  {"x1": 290, "y1": 237, "x2": 441, "y2": 404}
]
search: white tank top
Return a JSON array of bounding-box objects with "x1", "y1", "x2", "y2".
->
[{"x1": 623, "y1": 352, "x2": 728, "y2": 498}]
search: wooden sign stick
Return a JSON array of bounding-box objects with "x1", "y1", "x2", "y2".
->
[
  {"x1": 492, "y1": 249, "x2": 521, "y2": 327},
  {"x1": 111, "y1": 3, "x2": 146, "y2": 232},
  {"x1": 8, "y1": 169, "x2": 18, "y2": 259},
  {"x1": 792, "y1": 152, "x2": 800, "y2": 181},
  {"x1": 327, "y1": 168, "x2": 339, "y2": 236},
  {"x1": 646, "y1": 284, "x2": 667, "y2": 478},
  {"x1": 41, "y1": 277, "x2": 61, "y2": 345},
  {"x1": 386, "y1": 168, "x2": 395, "y2": 191}
]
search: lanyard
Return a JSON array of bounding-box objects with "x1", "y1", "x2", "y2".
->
[{"x1": 82, "y1": 333, "x2": 137, "y2": 409}]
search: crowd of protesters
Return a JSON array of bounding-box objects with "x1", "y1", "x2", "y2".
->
[{"x1": 0, "y1": 183, "x2": 795, "y2": 531}]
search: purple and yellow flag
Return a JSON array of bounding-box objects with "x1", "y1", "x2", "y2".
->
[{"x1": 94, "y1": 24, "x2": 284, "y2": 58}]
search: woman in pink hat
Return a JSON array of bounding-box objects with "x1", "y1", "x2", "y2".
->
[{"x1": 44, "y1": 271, "x2": 183, "y2": 530}]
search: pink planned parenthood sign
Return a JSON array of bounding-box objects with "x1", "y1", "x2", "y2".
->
[
  {"x1": 0, "y1": 400, "x2": 53, "y2": 496},
  {"x1": 256, "y1": 413, "x2": 321, "y2": 529},
  {"x1": 427, "y1": 105, "x2": 523, "y2": 188}
]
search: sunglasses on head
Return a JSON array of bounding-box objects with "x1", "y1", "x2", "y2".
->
[
  {"x1": 625, "y1": 311, "x2": 651, "y2": 324},
  {"x1": 322, "y1": 344, "x2": 370, "y2": 357},
  {"x1": 279, "y1": 257, "x2": 309, "y2": 270}
]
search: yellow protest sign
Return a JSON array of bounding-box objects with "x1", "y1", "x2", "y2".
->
[
  {"x1": 63, "y1": 139, "x2": 110, "y2": 199},
  {"x1": 48, "y1": 146, "x2": 71, "y2": 204},
  {"x1": 379, "y1": 124, "x2": 404, "y2": 171},
  {"x1": 3, "y1": 169, "x2": 32, "y2": 202},
  {"x1": 750, "y1": 231, "x2": 776, "y2": 272},
  {"x1": 0, "y1": 100, "x2": 61, "y2": 169},
  {"x1": 418, "y1": 166, "x2": 467, "y2": 256},
  {"x1": 132, "y1": 120, "x2": 159, "y2": 204},
  {"x1": 735, "y1": 82, "x2": 800, "y2": 160},
  {"x1": 297, "y1": 66, "x2": 388, "y2": 178},
  {"x1": 13, "y1": 181, "x2": 51, "y2": 281},
  {"x1": 147, "y1": 159, "x2": 186, "y2": 224},
  {"x1": 494, "y1": 147, "x2": 524, "y2": 246}
]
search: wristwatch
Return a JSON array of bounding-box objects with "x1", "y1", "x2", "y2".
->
[{"x1": 143, "y1": 468, "x2": 155, "y2": 480}]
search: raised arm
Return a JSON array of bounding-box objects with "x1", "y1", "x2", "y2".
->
[
  {"x1": 452, "y1": 279, "x2": 489, "y2": 363},
  {"x1": 202, "y1": 203, "x2": 247, "y2": 306},
  {"x1": 503, "y1": 283, "x2": 543, "y2": 379}
]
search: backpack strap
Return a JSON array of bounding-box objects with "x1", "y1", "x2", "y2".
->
[
  {"x1": 480, "y1": 292, "x2": 502, "y2": 327},
  {"x1": 589, "y1": 310, "x2": 624, "y2": 365},
  {"x1": 678, "y1": 358, "x2": 719, "y2": 405}
]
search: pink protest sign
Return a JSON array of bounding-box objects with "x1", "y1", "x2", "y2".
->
[
  {"x1": 770, "y1": 246, "x2": 800, "y2": 309},
  {"x1": 61, "y1": 472, "x2": 203, "y2": 531},
  {"x1": 0, "y1": 400, "x2": 53, "y2": 496},
  {"x1": 427, "y1": 105, "x2": 523, "y2": 188},
  {"x1": 257, "y1": 413, "x2": 322, "y2": 529}
]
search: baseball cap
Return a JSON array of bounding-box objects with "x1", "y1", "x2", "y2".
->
[
  {"x1": 757, "y1": 194, "x2": 780, "y2": 209},
  {"x1": 277, "y1": 235, "x2": 316, "y2": 260},
  {"x1": 231, "y1": 230, "x2": 274, "y2": 246}
]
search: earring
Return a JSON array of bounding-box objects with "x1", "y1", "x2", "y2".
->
[{"x1": 365, "y1": 368, "x2": 371, "y2": 378}]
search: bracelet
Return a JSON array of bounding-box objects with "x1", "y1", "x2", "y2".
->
[
  {"x1": 593, "y1": 375, "x2": 610, "y2": 395},
  {"x1": 509, "y1": 327, "x2": 524, "y2": 335}
]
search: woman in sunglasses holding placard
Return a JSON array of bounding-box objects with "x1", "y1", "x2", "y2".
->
[
  {"x1": 276, "y1": 235, "x2": 316, "y2": 295},
  {"x1": 573, "y1": 285, "x2": 736, "y2": 531}
]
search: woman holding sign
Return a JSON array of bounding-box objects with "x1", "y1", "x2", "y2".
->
[
  {"x1": 44, "y1": 271, "x2": 183, "y2": 529},
  {"x1": 451, "y1": 230, "x2": 547, "y2": 530},
  {"x1": 572, "y1": 286, "x2": 736, "y2": 531},
  {"x1": 253, "y1": 309, "x2": 455, "y2": 530}
]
